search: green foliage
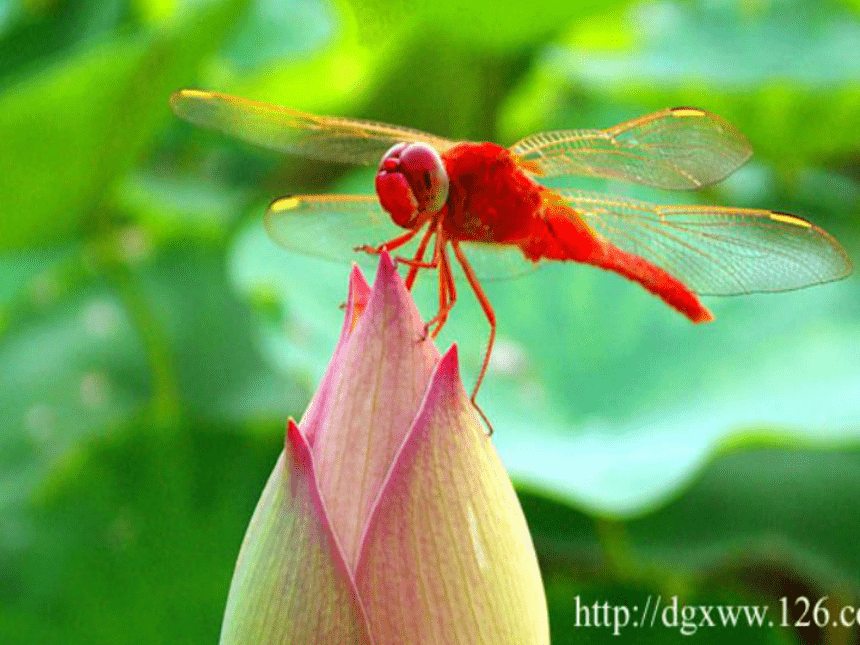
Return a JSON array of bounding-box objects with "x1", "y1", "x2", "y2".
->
[
  {"x1": 0, "y1": 0, "x2": 249, "y2": 248},
  {"x1": 1, "y1": 0, "x2": 859, "y2": 642}
]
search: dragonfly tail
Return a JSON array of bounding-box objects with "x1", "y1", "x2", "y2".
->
[
  {"x1": 526, "y1": 204, "x2": 714, "y2": 324},
  {"x1": 595, "y1": 243, "x2": 714, "y2": 324}
]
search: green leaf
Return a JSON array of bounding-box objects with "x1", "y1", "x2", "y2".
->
[
  {"x1": 0, "y1": 240, "x2": 302, "y2": 523},
  {"x1": 0, "y1": 252, "x2": 148, "y2": 519},
  {"x1": 0, "y1": 423, "x2": 282, "y2": 644},
  {"x1": 477, "y1": 256, "x2": 860, "y2": 515},
  {"x1": 349, "y1": 0, "x2": 637, "y2": 51},
  {"x1": 113, "y1": 171, "x2": 253, "y2": 240},
  {"x1": 0, "y1": 0, "x2": 251, "y2": 249},
  {"x1": 140, "y1": 242, "x2": 306, "y2": 423},
  {"x1": 223, "y1": 0, "x2": 335, "y2": 71},
  {"x1": 0, "y1": 0, "x2": 127, "y2": 81},
  {"x1": 521, "y1": 442, "x2": 860, "y2": 596},
  {"x1": 627, "y1": 443, "x2": 860, "y2": 594},
  {"x1": 500, "y1": 0, "x2": 860, "y2": 167}
]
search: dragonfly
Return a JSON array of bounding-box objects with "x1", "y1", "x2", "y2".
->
[{"x1": 171, "y1": 89, "x2": 852, "y2": 425}]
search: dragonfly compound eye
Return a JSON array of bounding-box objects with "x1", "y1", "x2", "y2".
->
[{"x1": 376, "y1": 142, "x2": 449, "y2": 228}]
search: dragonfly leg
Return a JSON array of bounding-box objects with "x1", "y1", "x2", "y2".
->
[
  {"x1": 427, "y1": 240, "x2": 457, "y2": 338},
  {"x1": 354, "y1": 226, "x2": 420, "y2": 256},
  {"x1": 397, "y1": 256, "x2": 440, "y2": 270},
  {"x1": 418, "y1": 239, "x2": 447, "y2": 342},
  {"x1": 419, "y1": 237, "x2": 457, "y2": 340},
  {"x1": 451, "y1": 240, "x2": 495, "y2": 435},
  {"x1": 402, "y1": 216, "x2": 440, "y2": 290}
]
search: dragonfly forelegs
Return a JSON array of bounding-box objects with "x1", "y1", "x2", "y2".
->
[
  {"x1": 353, "y1": 227, "x2": 421, "y2": 256},
  {"x1": 421, "y1": 240, "x2": 457, "y2": 340}
]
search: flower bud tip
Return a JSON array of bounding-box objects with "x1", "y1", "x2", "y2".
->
[{"x1": 376, "y1": 250, "x2": 397, "y2": 279}]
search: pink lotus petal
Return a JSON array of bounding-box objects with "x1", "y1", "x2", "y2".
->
[
  {"x1": 311, "y1": 252, "x2": 441, "y2": 568},
  {"x1": 301, "y1": 265, "x2": 371, "y2": 446},
  {"x1": 354, "y1": 346, "x2": 549, "y2": 645},
  {"x1": 219, "y1": 420, "x2": 374, "y2": 645}
]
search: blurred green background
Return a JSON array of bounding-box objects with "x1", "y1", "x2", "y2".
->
[{"x1": 1, "y1": 0, "x2": 859, "y2": 642}]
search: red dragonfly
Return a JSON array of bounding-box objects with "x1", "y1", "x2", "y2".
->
[{"x1": 171, "y1": 89, "x2": 852, "y2": 417}]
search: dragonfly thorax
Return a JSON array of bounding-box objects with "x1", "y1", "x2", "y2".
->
[{"x1": 441, "y1": 142, "x2": 544, "y2": 244}]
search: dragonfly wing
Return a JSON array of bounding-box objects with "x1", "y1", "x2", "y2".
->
[
  {"x1": 171, "y1": 89, "x2": 458, "y2": 165},
  {"x1": 511, "y1": 108, "x2": 752, "y2": 190},
  {"x1": 557, "y1": 190, "x2": 852, "y2": 295},
  {"x1": 453, "y1": 242, "x2": 539, "y2": 282},
  {"x1": 264, "y1": 194, "x2": 420, "y2": 269},
  {"x1": 267, "y1": 194, "x2": 539, "y2": 282}
]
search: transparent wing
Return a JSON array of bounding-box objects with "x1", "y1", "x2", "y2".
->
[
  {"x1": 265, "y1": 194, "x2": 537, "y2": 281},
  {"x1": 452, "y1": 242, "x2": 539, "y2": 282},
  {"x1": 558, "y1": 190, "x2": 852, "y2": 295},
  {"x1": 511, "y1": 108, "x2": 752, "y2": 190},
  {"x1": 264, "y1": 195, "x2": 409, "y2": 266},
  {"x1": 170, "y1": 89, "x2": 458, "y2": 165}
]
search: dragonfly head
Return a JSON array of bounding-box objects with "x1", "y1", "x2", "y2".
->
[{"x1": 376, "y1": 142, "x2": 449, "y2": 228}]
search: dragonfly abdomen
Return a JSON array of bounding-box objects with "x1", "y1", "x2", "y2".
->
[{"x1": 518, "y1": 201, "x2": 713, "y2": 323}]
